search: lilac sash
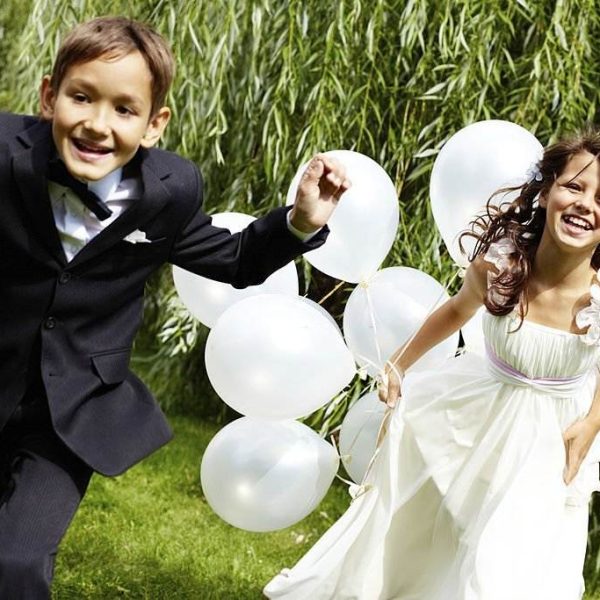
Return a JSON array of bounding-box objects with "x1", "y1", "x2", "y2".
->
[{"x1": 485, "y1": 344, "x2": 591, "y2": 397}]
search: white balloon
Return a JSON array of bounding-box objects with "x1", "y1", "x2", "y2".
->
[
  {"x1": 201, "y1": 417, "x2": 339, "y2": 532},
  {"x1": 297, "y1": 296, "x2": 342, "y2": 336},
  {"x1": 287, "y1": 151, "x2": 399, "y2": 283},
  {"x1": 461, "y1": 306, "x2": 486, "y2": 357},
  {"x1": 205, "y1": 294, "x2": 356, "y2": 419},
  {"x1": 430, "y1": 120, "x2": 543, "y2": 266},
  {"x1": 173, "y1": 212, "x2": 299, "y2": 327},
  {"x1": 343, "y1": 267, "x2": 458, "y2": 376},
  {"x1": 339, "y1": 391, "x2": 387, "y2": 483}
]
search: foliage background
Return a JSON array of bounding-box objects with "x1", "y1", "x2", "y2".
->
[
  {"x1": 3, "y1": 0, "x2": 599, "y2": 422},
  {"x1": 2, "y1": 0, "x2": 600, "y2": 593}
]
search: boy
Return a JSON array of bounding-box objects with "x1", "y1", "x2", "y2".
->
[{"x1": 0, "y1": 16, "x2": 348, "y2": 598}]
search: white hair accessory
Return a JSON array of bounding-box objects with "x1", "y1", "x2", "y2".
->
[{"x1": 525, "y1": 162, "x2": 543, "y2": 183}]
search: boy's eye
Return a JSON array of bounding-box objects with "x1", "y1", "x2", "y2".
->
[
  {"x1": 116, "y1": 106, "x2": 133, "y2": 116},
  {"x1": 73, "y1": 93, "x2": 88, "y2": 103}
]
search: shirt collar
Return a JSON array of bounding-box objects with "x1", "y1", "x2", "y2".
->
[{"x1": 87, "y1": 167, "x2": 123, "y2": 203}]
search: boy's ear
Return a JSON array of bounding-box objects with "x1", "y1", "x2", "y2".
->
[
  {"x1": 39, "y1": 75, "x2": 56, "y2": 120},
  {"x1": 140, "y1": 107, "x2": 171, "y2": 148}
]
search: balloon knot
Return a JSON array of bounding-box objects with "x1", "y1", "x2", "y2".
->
[
  {"x1": 349, "y1": 483, "x2": 373, "y2": 500},
  {"x1": 357, "y1": 366, "x2": 369, "y2": 380}
]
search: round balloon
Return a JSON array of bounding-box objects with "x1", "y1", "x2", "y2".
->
[
  {"x1": 201, "y1": 417, "x2": 339, "y2": 532},
  {"x1": 430, "y1": 120, "x2": 543, "y2": 266},
  {"x1": 339, "y1": 391, "x2": 387, "y2": 483},
  {"x1": 343, "y1": 267, "x2": 458, "y2": 376},
  {"x1": 173, "y1": 212, "x2": 299, "y2": 327},
  {"x1": 287, "y1": 151, "x2": 399, "y2": 283},
  {"x1": 297, "y1": 296, "x2": 342, "y2": 336},
  {"x1": 205, "y1": 294, "x2": 356, "y2": 419}
]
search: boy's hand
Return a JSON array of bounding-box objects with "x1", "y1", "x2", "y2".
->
[
  {"x1": 289, "y1": 154, "x2": 351, "y2": 234},
  {"x1": 563, "y1": 417, "x2": 600, "y2": 484}
]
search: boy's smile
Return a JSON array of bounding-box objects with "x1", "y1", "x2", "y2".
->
[{"x1": 40, "y1": 50, "x2": 170, "y2": 182}]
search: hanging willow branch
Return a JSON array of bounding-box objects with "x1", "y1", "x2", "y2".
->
[{"x1": 1, "y1": 0, "x2": 599, "y2": 421}]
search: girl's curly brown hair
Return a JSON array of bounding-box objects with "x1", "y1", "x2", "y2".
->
[{"x1": 459, "y1": 128, "x2": 600, "y2": 321}]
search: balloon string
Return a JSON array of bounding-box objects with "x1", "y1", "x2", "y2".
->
[
  {"x1": 336, "y1": 407, "x2": 382, "y2": 462},
  {"x1": 341, "y1": 350, "x2": 388, "y2": 457},
  {"x1": 329, "y1": 433, "x2": 356, "y2": 488},
  {"x1": 330, "y1": 431, "x2": 374, "y2": 501},
  {"x1": 349, "y1": 267, "x2": 464, "y2": 496},
  {"x1": 341, "y1": 283, "x2": 389, "y2": 499},
  {"x1": 364, "y1": 284, "x2": 383, "y2": 367},
  {"x1": 373, "y1": 267, "x2": 463, "y2": 385},
  {"x1": 318, "y1": 280, "x2": 346, "y2": 305}
]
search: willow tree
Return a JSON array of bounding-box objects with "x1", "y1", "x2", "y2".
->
[
  {"x1": 2, "y1": 0, "x2": 598, "y2": 410},
  {"x1": 2, "y1": 0, "x2": 600, "y2": 586}
]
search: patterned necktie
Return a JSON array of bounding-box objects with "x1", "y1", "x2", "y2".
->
[{"x1": 46, "y1": 159, "x2": 113, "y2": 221}]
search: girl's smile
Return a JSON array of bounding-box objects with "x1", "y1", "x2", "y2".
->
[{"x1": 541, "y1": 151, "x2": 600, "y2": 251}]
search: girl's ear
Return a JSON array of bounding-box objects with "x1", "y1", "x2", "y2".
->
[{"x1": 538, "y1": 191, "x2": 547, "y2": 208}]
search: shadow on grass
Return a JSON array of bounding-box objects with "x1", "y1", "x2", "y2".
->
[{"x1": 56, "y1": 557, "x2": 267, "y2": 599}]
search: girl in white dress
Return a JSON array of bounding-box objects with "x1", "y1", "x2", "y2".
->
[{"x1": 264, "y1": 131, "x2": 600, "y2": 600}]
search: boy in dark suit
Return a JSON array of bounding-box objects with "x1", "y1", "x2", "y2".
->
[{"x1": 0, "y1": 16, "x2": 349, "y2": 598}]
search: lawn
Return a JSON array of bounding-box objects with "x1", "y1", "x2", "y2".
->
[
  {"x1": 53, "y1": 415, "x2": 600, "y2": 599},
  {"x1": 53, "y1": 415, "x2": 348, "y2": 599}
]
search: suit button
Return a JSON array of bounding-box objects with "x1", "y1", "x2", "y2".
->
[
  {"x1": 59, "y1": 272, "x2": 72, "y2": 284},
  {"x1": 44, "y1": 317, "x2": 56, "y2": 329}
]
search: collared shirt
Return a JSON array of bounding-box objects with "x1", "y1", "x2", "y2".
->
[
  {"x1": 49, "y1": 167, "x2": 318, "y2": 263},
  {"x1": 49, "y1": 167, "x2": 143, "y2": 262}
]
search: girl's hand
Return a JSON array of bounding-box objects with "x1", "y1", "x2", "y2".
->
[
  {"x1": 562, "y1": 417, "x2": 600, "y2": 484},
  {"x1": 377, "y1": 361, "x2": 404, "y2": 408}
]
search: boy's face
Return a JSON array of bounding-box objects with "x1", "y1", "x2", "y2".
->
[{"x1": 40, "y1": 50, "x2": 170, "y2": 181}]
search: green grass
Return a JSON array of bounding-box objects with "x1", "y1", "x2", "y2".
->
[
  {"x1": 53, "y1": 413, "x2": 600, "y2": 599},
  {"x1": 53, "y1": 415, "x2": 349, "y2": 599}
]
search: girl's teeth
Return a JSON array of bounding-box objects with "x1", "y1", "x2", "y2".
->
[{"x1": 564, "y1": 216, "x2": 591, "y2": 230}]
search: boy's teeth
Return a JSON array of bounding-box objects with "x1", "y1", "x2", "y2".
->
[{"x1": 75, "y1": 139, "x2": 110, "y2": 154}]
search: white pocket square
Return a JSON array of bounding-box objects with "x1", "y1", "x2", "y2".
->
[{"x1": 123, "y1": 229, "x2": 151, "y2": 244}]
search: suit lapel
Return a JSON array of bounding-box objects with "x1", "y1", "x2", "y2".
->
[
  {"x1": 12, "y1": 122, "x2": 172, "y2": 270},
  {"x1": 13, "y1": 121, "x2": 67, "y2": 267},
  {"x1": 68, "y1": 149, "x2": 172, "y2": 269}
]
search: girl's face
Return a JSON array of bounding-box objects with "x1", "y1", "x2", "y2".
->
[{"x1": 540, "y1": 151, "x2": 600, "y2": 255}]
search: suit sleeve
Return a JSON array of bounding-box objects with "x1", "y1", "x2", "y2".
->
[{"x1": 168, "y1": 163, "x2": 329, "y2": 288}]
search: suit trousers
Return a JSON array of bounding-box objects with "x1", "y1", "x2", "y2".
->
[{"x1": 0, "y1": 384, "x2": 93, "y2": 599}]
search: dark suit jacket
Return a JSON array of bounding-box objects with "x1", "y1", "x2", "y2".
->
[{"x1": 0, "y1": 113, "x2": 327, "y2": 476}]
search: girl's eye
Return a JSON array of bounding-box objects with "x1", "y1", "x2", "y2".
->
[
  {"x1": 116, "y1": 106, "x2": 133, "y2": 116},
  {"x1": 565, "y1": 182, "x2": 581, "y2": 191}
]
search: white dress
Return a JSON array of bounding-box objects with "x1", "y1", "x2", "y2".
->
[{"x1": 265, "y1": 278, "x2": 600, "y2": 599}]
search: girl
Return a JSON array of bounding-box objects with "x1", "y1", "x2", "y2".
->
[{"x1": 264, "y1": 130, "x2": 600, "y2": 600}]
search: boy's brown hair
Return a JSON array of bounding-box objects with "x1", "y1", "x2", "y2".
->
[{"x1": 50, "y1": 16, "x2": 174, "y2": 116}]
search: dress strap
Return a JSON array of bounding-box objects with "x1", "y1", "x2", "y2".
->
[{"x1": 485, "y1": 343, "x2": 591, "y2": 397}]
